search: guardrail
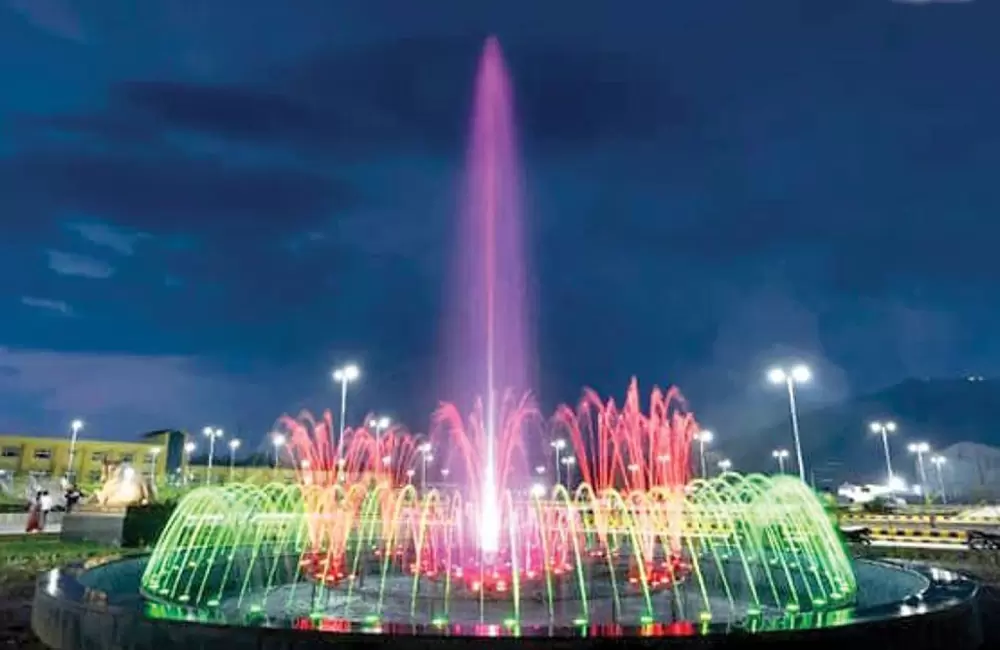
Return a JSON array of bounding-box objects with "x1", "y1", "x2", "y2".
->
[
  {"x1": 842, "y1": 513, "x2": 1000, "y2": 524},
  {"x1": 865, "y1": 527, "x2": 968, "y2": 544}
]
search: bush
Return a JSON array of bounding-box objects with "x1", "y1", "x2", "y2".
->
[{"x1": 121, "y1": 502, "x2": 177, "y2": 549}]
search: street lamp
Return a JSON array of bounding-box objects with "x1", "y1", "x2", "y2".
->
[
  {"x1": 368, "y1": 415, "x2": 391, "y2": 449},
  {"x1": 771, "y1": 448, "x2": 790, "y2": 474},
  {"x1": 562, "y1": 456, "x2": 577, "y2": 487},
  {"x1": 183, "y1": 441, "x2": 196, "y2": 485},
  {"x1": 332, "y1": 363, "x2": 361, "y2": 461},
  {"x1": 67, "y1": 419, "x2": 84, "y2": 481},
  {"x1": 202, "y1": 427, "x2": 224, "y2": 484},
  {"x1": 551, "y1": 439, "x2": 567, "y2": 486},
  {"x1": 148, "y1": 446, "x2": 161, "y2": 483},
  {"x1": 930, "y1": 455, "x2": 948, "y2": 504},
  {"x1": 718, "y1": 458, "x2": 733, "y2": 474},
  {"x1": 419, "y1": 442, "x2": 433, "y2": 490},
  {"x1": 907, "y1": 441, "x2": 930, "y2": 492},
  {"x1": 869, "y1": 420, "x2": 898, "y2": 484},
  {"x1": 693, "y1": 430, "x2": 713, "y2": 478},
  {"x1": 271, "y1": 433, "x2": 286, "y2": 473},
  {"x1": 767, "y1": 364, "x2": 811, "y2": 482},
  {"x1": 228, "y1": 439, "x2": 241, "y2": 481}
]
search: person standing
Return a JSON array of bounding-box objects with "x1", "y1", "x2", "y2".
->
[
  {"x1": 39, "y1": 490, "x2": 53, "y2": 530},
  {"x1": 25, "y1": 493, "x2": 41, "y2": 534},
  {"x1": 65, "y1": 485, "x2": 82, "y2": 513}
]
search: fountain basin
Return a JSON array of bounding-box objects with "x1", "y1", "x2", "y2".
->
[{"x1": 31, "y1": 555, "x2": 982, "y2": 649}]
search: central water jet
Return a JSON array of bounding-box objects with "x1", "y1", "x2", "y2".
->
[{"x1": 455, "y1": 36, "x2": 528, "y2": 554}]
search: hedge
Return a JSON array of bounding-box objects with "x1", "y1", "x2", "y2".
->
[{"x1": 121, "y1": 501, "x2": 178, "y2": 548}]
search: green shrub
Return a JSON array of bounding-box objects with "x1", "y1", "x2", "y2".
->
[{"x1": 121, "y1": 502, "x2": 177, "y2": 549}]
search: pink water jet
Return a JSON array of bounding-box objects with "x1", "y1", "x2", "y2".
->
[{"x1": 446, "y1": 36, "x2": 529, "y2": 554}]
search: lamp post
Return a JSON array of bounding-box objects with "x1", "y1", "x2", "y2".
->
[
  {"x1": 369, "y1": 415, "x2": 391, "y2": 457},
  {"x1": 930, "y1": 455, "x2": 948, "y2": 504},
  {"x1": 767, "y1": 364, "x2": 811, "y2": 482},
  {"x1": 771, "y1": 448, "x2": 790, "y2": 474},
  {"x1": 869, "y1": 420, "x2": 898, "y2": 484},
  {"x1": 419, "y1": 443, "x2": 433, "y2": 491},
  {"x1": 332, "y1": 364, "x2": 360, "y2": 462},
  {"x1": 551, "y1": 439, "x2": 567, "y2": 486},
  {"x1": 148, "y1": 446, "x2": 161, "y2": 483},
  {"x1": 562, "y1": 456, "x2": 577, "y2": 487},
  {"x1": 693, "y1": 430, "x2": 713, "y2": 478},
  {"x1": 907, "y1": 441, "x2": 930, "y2": 493},
  {"x1": 228, "y1": 439, "x2": 241, "y2": 482},
  {"x1": 183, "y1": 441, "x2": 196, "y2": 485},
  {"x1": 271, "y1": 433, "x2": 286, "y2": 476},
  {"x1": 718, "y1": 458, "x2": 732, "y2": 474},
  {"x1": 202, "y1": 427, "x2": 224, "y2": 484},
  {"x1": 67, "y1": 419, "x2": 84, "y2": 482}
]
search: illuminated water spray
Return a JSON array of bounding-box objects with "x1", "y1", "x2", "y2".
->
[{"x1": 458, "y1": 36, "x2": 527, "y2": 554}]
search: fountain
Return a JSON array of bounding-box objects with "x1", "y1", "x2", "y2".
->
[{"x1": 30, "y1": 37, "x2": 983, "y2": 650}]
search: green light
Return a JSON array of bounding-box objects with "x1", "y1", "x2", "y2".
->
[
  {"x1": 786, "y1": 603, "x2": 800, "y2": 612},
  {"x1": 364, "y1": 615, "x2": 380, "y2": 624},
  {"x1": 572, "y1": 618, "x2": 588, "y2": 626},
  {"x1": 698, "y1": 611, "x2": 711, "y2": 621},
  {"x1": 503, "y1": 618, "x2": 517, "y2": 627},
  {"x1": 639, "y1": 615, "x2": 654, "y2": 624},
  {"x1": 812, "y1": 599, "x2": 826, "y2": 607},
  {"x1": 745, "y1": 607, "x2": 761, "y2": 617},
  {"x1": 206, "y1": 599, "x2": 220, "y2": 608},
  {"x1": 431, "y1": 617, "x2": 448, "y2": 626}
]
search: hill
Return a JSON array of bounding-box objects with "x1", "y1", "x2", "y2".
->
[{"x1": 729, "y1": 377, "x2": 1000, "y2": 489}]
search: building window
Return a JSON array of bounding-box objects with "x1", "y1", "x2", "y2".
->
[
  {"x1": 33, "y1": 449, "x2": 52, "y2": 460},
  {"x1": 91, "y1": 452, "x2": 106, "y2": 462},
  {"x1": 143, "y1": 454, "x2": 155, "y2": 463},
  {"x1": 1, "y1": 447, "x2": 19, "y2": 458},
  {"x1": 121, "y1": 454, "x2": 134, "y2": 463}
]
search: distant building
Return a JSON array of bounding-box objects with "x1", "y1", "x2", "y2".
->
[{"x1": 0, "y1": 432, "x2": 171, "y2": 484}]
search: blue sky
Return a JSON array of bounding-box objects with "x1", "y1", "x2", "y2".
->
[{"x1": 1, "y1": 0, "x2": 998, "y2": 448}]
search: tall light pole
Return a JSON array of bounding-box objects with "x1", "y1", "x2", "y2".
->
[
  {"x1": 202, "y1": 427, "x2": 223, "y2": 485},
  {"x1": 930, "y1": 455, "x2": 948, "y2": 504},
  {"x1": 767, "y1": 364, "x2": 811, "y2": 482},
  {"x1": 369, "y1": 416, "x2": 391, "y2": 453},
  {"x1": 869, "y1": 420, "x2": 897, "y2": 484},
  {"x1": 562, "y1": 456, "x2": 576, "y2": 487},
  {"x1": 771, "y1": 448, "x2": 789, "y2": 474},
  {"x1": 183, "y1": 441, "x2": 196, "y2": 485},
  {"x1": 551, "y1": 439, "x2": 567, "y2": 486},
  {"x1": 67, "y1": 419, "x2": 84, "y2": 482},
  {"x1": 419, "y1": 442, "x2": 433, "y2": 491},
  {"x1": 271, "y1": 433, "x2": 286, "y2": 476},
  {"x1": 228, "y1": 439, "x2": 241, "y2": 482},
  {"x1": 148, "y1": 446, "x2": 161, "y2": 483},
  {"x1": 907, "y1": 441, "x2": 930, "y2": 493},
  {"x1": 718, "y1": 458, "x2": 732, "y2": 475},
  {"x1": 332, "y1": 364, "x2": 360, "y2": 462},
  {"x1": 693, "y1": 430, "x2": 713, "y2": 479}
]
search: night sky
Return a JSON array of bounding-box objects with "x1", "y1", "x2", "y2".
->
[{"x1": 1, "y1": 1, "x2": 997, "y2": 451}]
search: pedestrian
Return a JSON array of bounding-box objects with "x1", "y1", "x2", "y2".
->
[
  {"x1": 25, "y1": 492, "x2": 41, "y2": 534},
  {"x1": 65, "y1": 485, "x2": 82, "y2": 513},
  {"x1": 39, "y1": 490, "x2": 53, "y2": 530}
]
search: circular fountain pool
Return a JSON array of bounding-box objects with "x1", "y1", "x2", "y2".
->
[{"x1": 31, "y1": 554, "x2": 981, "y2": 649}]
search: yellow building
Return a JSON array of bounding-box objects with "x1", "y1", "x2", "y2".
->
[{"x1": 0, "y1": 432, "x2": 171, "y2": 484}]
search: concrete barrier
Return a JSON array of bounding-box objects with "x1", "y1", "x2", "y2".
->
[{"x1": 0, "y1": 511, "x2": 64, "y2": 532}]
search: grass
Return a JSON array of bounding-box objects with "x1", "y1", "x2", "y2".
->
[{"x1": 0, "y1": 535, "x2": 124, "y2": 585}]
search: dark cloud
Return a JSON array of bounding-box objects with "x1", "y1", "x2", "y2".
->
[
  {"x1": 103, "y1": 37, "x2": 680, "y2": 157},
  {"x1": 2, "y1": 148, "x2": 356, "y2": 237}
]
